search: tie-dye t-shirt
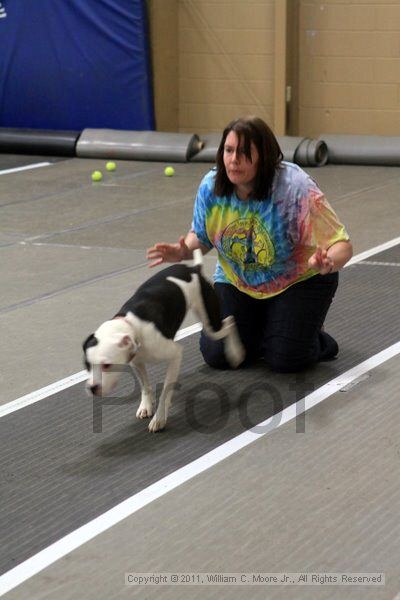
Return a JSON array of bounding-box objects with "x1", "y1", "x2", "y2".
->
[{"x1": 191, "y1": 162, "x2": 349, "y2": 299}]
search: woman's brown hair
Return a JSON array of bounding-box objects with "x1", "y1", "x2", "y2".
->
[{"x1": 214, "y1": 116, "x2": 283, "y2": 200}]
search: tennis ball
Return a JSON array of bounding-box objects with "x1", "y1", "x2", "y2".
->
[
  {"x1": 106, "y1": 161, "x2": 116, "y2": 172},
  {"x1": 164, "y1": 166, "x2": 175, "y2": 177},
  {"x1": 91, "y1": 170, "x2": 103, "y2": 182}
]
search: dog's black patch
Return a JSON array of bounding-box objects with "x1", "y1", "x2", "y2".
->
[
  {"x1": 116, "y1": 283, "x2": 186, "y2": 339},
  {"x1": 115, "y1": 264, "x2": 197, "y2": 339},
  {"x1": 82, "y1": 333, "x2": 98, "y2": 352}
]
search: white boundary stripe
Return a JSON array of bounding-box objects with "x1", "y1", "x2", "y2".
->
[
  {"x1": 174, "y1": 322, "x2": 202, "y2": 340},
  {"x1": 1, "y1": 235, "x2": 400, "y2": 419},
  {"x1": 360, "y1": 260, "x2": 400, "y2": 268},
  {"x1": 0, "y1": 162, "x2": 51, "y2": 176},
  {"x1": 1, "y1": 340, "x2": 399, "y2": 596},
  {"x1": 347, "y1": 235, "x2": 400, "y2": 265},
  {"x1": 0, "y1": 372, "x2": 87, "y2": 418}
]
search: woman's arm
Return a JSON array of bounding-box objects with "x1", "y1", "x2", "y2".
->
[
  {"x1": 308, "y1": 240, "x2": 353, "y2": 275},
  {"x1": 147, "y1": 232, "x2": 211, "y2": 268}
]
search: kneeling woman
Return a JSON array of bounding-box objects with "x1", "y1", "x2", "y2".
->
[{"x1": 147, "y1": 115, "x2": 353, "y2": 373}]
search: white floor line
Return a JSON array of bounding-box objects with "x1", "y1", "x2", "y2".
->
[
  {"x1": 0, "y1": 372, "x2": 87, "y2": 419},
  {"x1": 359, "y1": 260, "x2": 400, "y2": 268},
  {"x1": 347, "y1": 235, "x2": 400, "y2": 265},
  {"x1": 0, "y1": 162, "x2": 51, "y2": 176},
  {"x1": 1, "y1": 340, "x2": 399, "y2": 596},
  {"x1": 1, "y1": 235, "x2": 400, "y2": 420}
]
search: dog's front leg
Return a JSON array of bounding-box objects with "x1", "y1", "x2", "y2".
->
[
  {"x1": 148, "y1": 345, "x2": 182, "y2": 433},
  {"x1": 134, "y1": 361, "x2": 154, "y2": 419}
]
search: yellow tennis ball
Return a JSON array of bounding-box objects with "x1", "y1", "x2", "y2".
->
[
  {"x1": 164, "y1": 166, "x2": 175, "y2": 177},
  {"x1": 91, "y1": 170, "x2": 103, "y2": 182},
  {"x1": 106, "y1": 161, "x2": 116, "y2": 172}
]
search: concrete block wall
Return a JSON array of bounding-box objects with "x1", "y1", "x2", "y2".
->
[
  {"x1": 298, "y1": 0, "x2": 400, "y2": 137},
  {"x1": 178, "y1": 0, "x2": 276, "y2": 134},
  {"x1": 148, "y1": 0, "x2": 400, "y2": 136},
  {"x1": 148, "y1": 0, "x2": 277, "y2": 134},
  {"x1": 147, "y1": 0, "x2": 180, "y2": 133}
]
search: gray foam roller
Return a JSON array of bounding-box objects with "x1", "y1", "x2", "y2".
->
[
  {"x1": 76, "y1": 129, "x2": 203, "y2": 162},
  {"x1": 319, "y1": 134, "x2": 400, "y2": 166}
]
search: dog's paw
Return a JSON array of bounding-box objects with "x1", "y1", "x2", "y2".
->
[
  {"x1": 136, "y1": 405, "x2": 153, "y2": 419},
  {"x1": 148, "y1": 414, "x2": 166, "y2": 432},
  {"x1": 136, "y1": 392, "x2": 154, "y2": 419}
]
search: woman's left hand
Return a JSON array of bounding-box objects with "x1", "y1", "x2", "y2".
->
[{"x1": 308, "y1": 246, "x2": 334, "y2": 275}]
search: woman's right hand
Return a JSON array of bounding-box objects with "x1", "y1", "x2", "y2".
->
[{"x1": 147, "y1": 236, "x2": 190, "y2": 267}]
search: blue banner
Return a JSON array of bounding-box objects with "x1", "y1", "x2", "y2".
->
[{"x1": 0, "y1": 0, "x2": 154, "y2": 130}]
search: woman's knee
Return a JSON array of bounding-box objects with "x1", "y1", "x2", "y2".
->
[
  {"x1": 199, "y1": 334, "x2": 256, "y2": 370},
  {"x1": 263, "y1": 341, "x2": 317, "y2": 373},
  {"x1": 199, "y1": 336, "x2": 230, "y2": 369},
  {"x1": 263, "y1": 330, "x2": 338, "y2": 372}
]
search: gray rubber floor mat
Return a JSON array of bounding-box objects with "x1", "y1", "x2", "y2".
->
[{"x1": 1, "y1": 251, "x2": 399, "y2": 574}]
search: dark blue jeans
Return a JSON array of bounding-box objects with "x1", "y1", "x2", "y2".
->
[{"x1": 200, "y1": 273, "x2": 339, "y2": 373}]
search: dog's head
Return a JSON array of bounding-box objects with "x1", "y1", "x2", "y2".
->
[{"x1": 82, "y1": 319, "x2": 139, "y2": 396}]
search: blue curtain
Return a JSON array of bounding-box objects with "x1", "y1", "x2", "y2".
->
[{"x1": 0, "y1": 0, "x2": 154, "y2": 130}]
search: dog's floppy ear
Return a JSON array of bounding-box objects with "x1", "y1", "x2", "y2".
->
[
  {"x1": 82, "y1": 333, "x2": 98, "y2": 352},
  {"x1": 118, "y1": 334, "x2": 140, "y2": 353},
  {"x1": 82, "y1": 333, "x2": 98, "y2": 371}
]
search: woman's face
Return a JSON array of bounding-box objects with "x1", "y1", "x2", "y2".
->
[{"x1": 223, "y1": 130, "x2": 259, "y2": 195}]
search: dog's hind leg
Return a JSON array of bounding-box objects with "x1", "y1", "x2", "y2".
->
[
  {"x1": 166, "y1": 272, "x2": 245, "y2": 368},
  {"x1": 135, "y1": 361, "x2": 154, "y2": 419},
  {"x1": 148, "y1": 343, "x2": 182, "y2": 432},
  {"x1": 192, "y1": 275, "x2": 245, "y2": 368},
  {"x1": 219, "y1": 316, "x2": 246, "y2": 368}
]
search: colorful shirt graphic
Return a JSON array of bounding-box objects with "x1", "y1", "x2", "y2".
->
[{"x1": 192, "y1": 162, "x2": 349, "y2": 299}]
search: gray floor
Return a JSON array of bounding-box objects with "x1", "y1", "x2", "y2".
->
[{"x1": 1, "y1": 155, "x2": 400, "y2": 599}]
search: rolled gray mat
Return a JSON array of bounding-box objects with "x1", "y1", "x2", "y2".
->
[
  {"x1": 190, "y1": 133, "x2": 221, "y2": 162},
  {"x1": 191, "y1": 133, "x2": 328, "y2": 167},
  {"x1": 319, "y1": 134, "x2": 400, "y2": 166},
  {"x1": 0, "y1": 128, "x2": 80, "y2": 156},
  {"x1": 76, "y1": 129, "x2": 203, "y2": 162},
  {"x1": 277, "y1": 136, "x2": 328, "y2": 167},
  {"x1": 276, "y1": 136, "x2": 304, "y2": 163}
]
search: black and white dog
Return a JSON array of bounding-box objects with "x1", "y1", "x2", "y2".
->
[{"x1": 83, "y1": 250, "x2": 244, "y2": 432}]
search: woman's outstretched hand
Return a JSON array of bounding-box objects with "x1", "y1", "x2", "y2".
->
[{"x1": 147, "y1": 236, "x2": 190, "y2": 268}]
